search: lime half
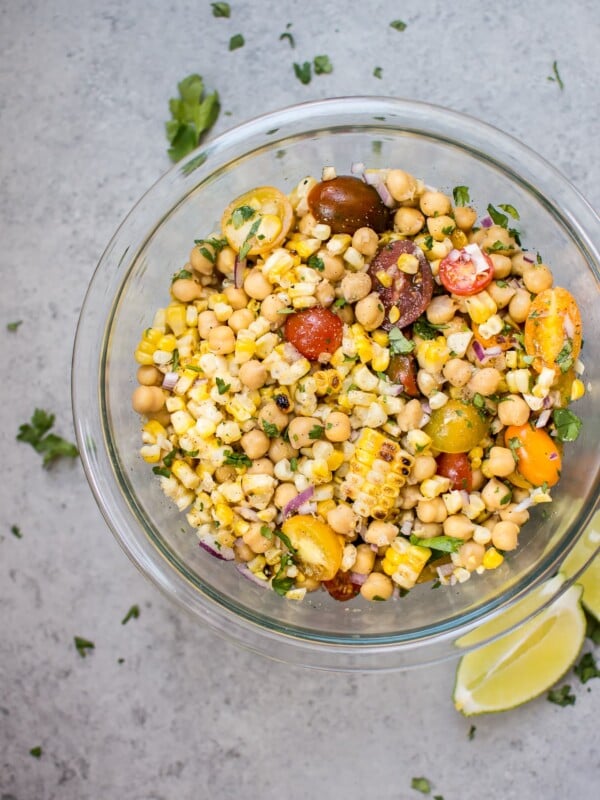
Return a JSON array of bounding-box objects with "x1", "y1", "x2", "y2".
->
[
  {"x1": 454, "y1": 583, "x2": 585, "y2": 716},
  {"x1": 561, "y1": 512, "x2": 600, "y2": 620}
]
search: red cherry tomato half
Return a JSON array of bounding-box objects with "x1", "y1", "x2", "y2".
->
[
  {"x1": 368, "y1": 239, "x2": 433, "y2": 329},
  {"x1": 436, "y1": 452, "x2": 473, "y2": 492},
  {"x1": 284, "y1": 307, "x2": 344, "y2": 361},
  {"x1": 439, "y1": 247, "x2": 494, "y2": 296},
  {"x1": 387, "y1": 354, "x2": 419, "y2": 397},
  {"x1": 322, "y1": 571, "x2": 361, "y2": 602}
]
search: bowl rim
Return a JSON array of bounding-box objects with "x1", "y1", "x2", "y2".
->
[{"x1": 72, "y1": 95, "x2": 600, "y2": 670}]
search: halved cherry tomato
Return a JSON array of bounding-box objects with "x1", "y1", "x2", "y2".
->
[
  {"x1": 281, "y1": 515, "x2": 343, "y2": 581},
  {"x1": 307, "y1": 176, "x2": 390, "y2": 234},
  {"x1": 323, "y1": 571, "x2": 361, "y2": 602},
  {"x1": 524, "y1": 287, "x2": 582, "y2": 374},
  {"x1": 368, "y1": 240, "x2": 433, "y2": 329},
  {"x1": 387, "y1": 353, "x2": 419, "y2": 397},
  {"x1": 439, "y1": 247, "x2": 494, "y2": 296},
  {"x1": 504, "y1": 424, "x2": 561, "y2": 487},
  {"x1": 284, "y1": 307, "x2": 343, "y2": 361},
  {"x1": 221, "y1": 186, "x2": 293, "y2": 256},
  {"x1": 424, "y1": 400, "x2": 489, "y2": 453},
  {"x1": 436, "y1": 452, "x2": 473, "y2": 491}
]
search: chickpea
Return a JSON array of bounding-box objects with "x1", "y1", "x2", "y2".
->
[
  {"x1": 315, "y1": 280, "x2": 335, "y2": 307},
  {"x1": 352, "y1": 227, "x2": 379, "y2": 257},
  {"x1": 523, "y1": 264, "x2": 553, "y2": 294},
  {"x1": 341, "y1": 272, "x2": 372, "y2": 303},
  {"x1": 456, "y1": 541, "x2": 485, "y2": 570},
  {"x1": 319, "y1": 250, "x2": 345, "y2": 282},
  {"x1": 426, "y1": 294, "x2": 457, "y2": 325},
  {"x1": 243, "y1": 268, "x2": 272, "y2": 301},
  {"x1": 443, "y1": 514, "x2": 475, "y2": 540},
  {"x1": 273, "y1": 482, "x2": 298, "y2": 509},
  {"x1": 354, "y1": 293, "x2": 385, "y2": 331},
  {"x1": 269, "y1": 437, "x2": 298, "y2": 462},
  {"x1": 412, "y1": 521, "x2": 443, "y2": 539},
  {"x1": 510, "y1": 252, "x2": 533, "y2": 276},
  {"x1": 453, "y1": 206, "x2": 477, "y2": 231},
  {"x1": 482, "y1": 478, "x2": 512, "y2": 511},
  {"x1": 131, "y1": 385, "x2": 165, "y2": 414},
  {"x1": 239, "y1": 360, "x2": 267, "y2": 390},
  {"x1": 365, "y1": 520, "x2": 398, "y2": 547},
  {"x1": 500, "y1": 503, "x2": 530, "y2": 526},
  {"x1": 240, "y1": 429, "x2": 270, "y2": 459},
  {"x1": 261, "y1": 294, "x2": 287, "y2": 323},
  {"x1": 487, "y1": 281, "x2": 516, "y2": 308},
  {"x1": 443, "y1": 358, "x2": 473, "y2": 387},
  {"x1": 247, "y1": 457, "x2": 275, "y2": 476},
  {"x1": 471, "y1": 468, "x2": 485, "y2": 491},
  {"x1": 228, "y1": 308, "x2": 254, "y2": 333},
  {"x1": 481, "y1": 225, "x2": 515, "y2": 254},
  {"x1": 137, "y1": 365, "x2": 162, "y2": 386},
  {"x1": 336, "y1": 303, "x2": 355, "y2": 325},
  {"x1": 243, "y1": 522, "x2": 271, "y2": 554},
  {"x1": 172, "y1": 277, "x2": 202, "y2": 302},
  {"x1": 427, "y1": 214, "x2": 455, "y2": 241},
  {"x1": 324, "y1": 411, "x2": 351, "y2": 443},
  {"x1": 208, "y1": 325, "x2": 235, "y2": 355},
  {"x1": 353, "y1": 543, "x2": 376, "y2": 574},
  {"x1": 397, "y1": 398, "x2": 424, "y2": 432},
  {"x1": 198, "y1": 309, "x2": 219, "y2": 339},
  {"x1": 489, "y1": 253, "x2": 512, "y2": 280},
  {"x1": 327, "y1": 504, "x2": 358, "y2": 536},
  {"x1": 146, "y1": 408, "x2": 171, "y2": 427},
  {"x1": 216, "y1": 246, "x2": 236, "y2": 277},
  {"x1": 469, "y1": 228, "x2": 486, "y2": 246},
  {"x1": 420, "y1": 190, "x2": 451, "y2": 218},
  {"x1": 190, "y1": 242, "x2": 214, "y2": 275},
  {"x1": 497, "y1": 394, "x2": 530, "y2": 426},
  {"x1": 486, "y1": 446, "x2": 516, "y2": 478},
  {"x1": 298, "y1": 212, "x2": 317, "y2": 236},
  {"x1": 467, "y1": 367, "x2": 501, "y2": 396},
  {"x1": 399, "y1": 485, "x2": 422, "y2": 509},
  {"x1": 416, "y1": 497, "x2": 447, "y2": 524},
  {"x1": 394, "y1": 206, "x2": 425, "y2": 236},
  {"x1": 215, "y1": 465, "x2": 237, "y2": 483},
  {"x1": 411, "y1": 455, "x2": 437, "y2": 483},
  {"x1": 234, "y1": 540, "x2": 254, "y2": 562},
  {"x1": 258, "y1": 401, "x2": 289, "y2": 436},
  {"x1": 386, "y1": 169, "x2": 417, "y2": 202},
  {"x1": 224, "y1": 286, "x2": 249, "y2": 310},
  {"x1": 492, "y1": 520, "x2": 519, "y2": 551},
  {"x1": 287, "y1": 416, "x2": 322, "y2": 449},
  {"x1": 360, "y1": 572, "x2": 394, "y2": 601}
]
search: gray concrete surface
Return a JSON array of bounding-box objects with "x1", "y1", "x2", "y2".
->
[{"x1": 1, "y1": 1, "x2": 599, "y2": 798}]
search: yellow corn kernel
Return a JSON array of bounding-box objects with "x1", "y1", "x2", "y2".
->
[
  {"x1": 316, "y1": 499, "x2": 337, "y2": 519},
  {"x1": 143, "y1": 420, "x2": 167, "y2": 443},
  {"x1": 371, "y1": 344, "x2": 390, "y2": 373},
  {"x1": 170, "y1": 410, "x2": 195, "y2": 435},
  {"x1": 570, "y1": 379, "x2": 585, "y2": 401},
  {"x1": 326, "y1": 450, "x2": 345, "y2": 471},
  {"x1": 134, "y1": 349, "x2": 154, "y2": 365},
  {"x1": 468, "y1": 446, "x2": 483, "y2": 469},
  {"x1": 451, "y1": 229, "x2": 468, "y2": 249},
  {"x1": 171, "y1": 459, "x2": 201, "y2": 490},
  {"x1": 375, "y1": 270, "x2": 393, "y2": 289},
  {"x1": 313, "y1": 369, "x2": 343, "y2": 396},
  {"x1": 137, "y1": 339, "x2": 156, "y2": 356},
  {"x1": 158, "y1": 334, "x2": 178, "y2": 352},
  {"x1": 420, "y1": 475, "x2": 451, "y2": 499},
  {"x1": 464, "y1": 291, "x2": 497, "y2": 324},
  {"x1": 482, "y1": 547, "x2": 504, "y2": 570},
  {"x1": 415, "y1": 337, "x2": 450, "y2": 373},
  {"x1": 142, "y1": 327, "x2": 163, "y2": 345},
  {"x1": 383, "y1": 547, "x2": 403, "y2": 567},
  {"x1": 388, "y1": 306, "x2": 400, "y2": 325},
  {"x1": 207, "y1": 292, "x2": 227, "y2": 310},
  {"x1": 214, "y1": 503, "x2": 234, "y2": 527},
  {"x1": 405, "y1": 430, "x2": 432, "y2": 455},
  {"x1": 165, "y1": 304, "x2": 187, "y2": 336},
  {"x1": 387, "y1": 537, "x2": 431, "y2": 589},
  {"x1": 296, "y1": 239, "x2": 321, "y2": 259},
  {"x1": 232, "y1": 517, "x2": 251, "y2": 538},
  {"x1": 326, "y1": 233, "x2": 352, "y2": 255},
  {"x1": 397, "y1": 253, "x2": 419, "y2": 274},
  {"x1": 140, "y1": 444, "x2": 162, "y2": 463},
  {"x1": 505, "y1": 350, "x2": 518, "y2": 369},
  {"x1": 234, "y1": 331, "x2": 256, "y2": 365}
]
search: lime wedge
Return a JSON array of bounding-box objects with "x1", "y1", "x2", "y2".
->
[
  {"x1": 453, "y1": 582, "x2": 585, "y2": 716},
  {"x1": 561, "y1": 512, "x2": 600, "y2": 620}
]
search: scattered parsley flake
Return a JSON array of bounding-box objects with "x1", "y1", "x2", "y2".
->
[
  {"x1": 307, "y1": 254, "x2": 325, "y2": 271},
  {"x1": 280, "y1": 31, "x2": 295, "y2": 48},
  {"x1": 171, "y1": 348, "x2": 180, "y2": 372},
  {"x1": 487, "y1": 203, "x2": 509, "y2": 229},
  {"x1": 289, "y1": 456, "x2": 298, "y2": 472},
  {"x1": 452, "y1": 185, "x2": 470, "y2": 206},
  {"x1": 239, "y1": 217, "x2": 262, "y2": 260},
  {"x1": 472, "y1": 393, "x2": 485, "y2": 409},
  {"x1": 30, "y1": 746, "x2": 42, "y2": 758},
  {"x1": 152, "y1": 466, "x2": 171, "y2": 478},
  {"x1": 536, "y1": 252, "x2": 543, "y2": 264},
  {"x1": 333, "y1": 297, "x2": 347, "y2": 308},
  {"x1": 389, "y1": 327, "x2": 415, "y2": 355},
  {"x1": 308, "y1": 424, "x2": 325, "y2": 440},
  {"x1": 313, "y1": 54, "x2": 333, "y2": 75},
  {"x1": 215, "y1": 377, "x2": 231, "y2": 394},
  {"x1": 17, "y1": 408, "x2": 79, "y2": 468},
  {"x1": 468, "y1": 725, "x2": 476, "y2": 740},
  {"x1": 547, "y1": 60, "x2": 564, "y2": 90},
  {"x1": 293, "y1": 61, "x2": 312, "y2": 85},
  {"x1": 260, "y1": 525, "x2": 274, "y2": 540},
  {"x1": 390, "y1": 20, "x2": 407, "y2": 31},
  {"x1": 423, "y1": 234, "x2": 434, "y2": 250},
  {"x1": 499, "y1": 203, "x2": 520, "y2": 220},
  {"x1": 373, "y1": 66, "x2": 383, "y2": 79},
  {"x1": 121, "y1": 605, "x2": 140, "y2": 625},
  {"x1": 552, "y1": 408, "x2": 582, "y2": 442},
  {"x1": 271, "y1": 552, "x2": 295, "y2": 595},
  {"x1": 163, "y1": 449, "x2": 177, "y2": 468},
  {"x1": 165, "y1": 73, "x2": 220, "y2": 162},
  {"x1": 412, "y1": 317, "x2": 446, "y2": 339},
  {"x1": 547, "y1": 684, "x2": 576, "y2": 706},
  {"x1": 171, "y1": 268, "x2": 193, "y2": 283},
  {"x1": 74, "y1": 636, "x2": 95, "y2": 658},
  {"x1": 486, "y1": 240, "x2": 510, "y2": 253},
  {"x1": 231, "y1": 205, "x2": 255, "y2": 228},
  {"x1": 411, "y1": 776, "x2": 431, "y2": 794},
  {"x1": 574, "y1": 652, "x2": 600, "y2": 684},
  {"x1": 7, "y1": 320, "x2": 22, "y2": 332},
  {"x1": 262, "y1": 420, "x2": 280, "y2": 438},
  {"x1": 11, "y1": 524, "x2": 22, "y2": 539},
  {"x1": 211, "y1": 2, "x2": 230, "y2": 17},
  {"x1": 555, "y1": 339, "x2": 574, "y2": 373},
  {"x1": 508, "y1": 436, "x2": 522, "y2": 461},
  {"x1": 224, "y1": 450, "x2": 252, "y2": 468},
  {"x1": 229, "y1": 33, "x2": 244, "y2": 51}
]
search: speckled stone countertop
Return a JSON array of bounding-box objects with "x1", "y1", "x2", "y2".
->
[{"x1": 1, "y1": 2, "x2": 599, "y2": 798}]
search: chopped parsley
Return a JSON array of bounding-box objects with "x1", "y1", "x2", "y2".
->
[
  {"x1": 486, "y1": 203, "x2": 509, "y2": 228},
  {"x1": 574, "y1": 652, "x2": 600, "y2": 684},
  {"x1": 11, "y1": 524, "x2": 22, "y2": 539},
  {"x1": 496, "y1": 279, "x2": 508, "y2": 288},
  {"x1": 441, "y1": 224, "x2": 455, "y2": 235},
  {"x1": 389, "y1": 327, "x2": 415, "y2": 355},
  {"x1": 152, "y1": 466, "x2": 171, "y2": 478},
  {"x1": 271, "y1": 553, "x2": 295, "y2": 596},
  {"x1": 17, "y1": 408, "x2": 79, "y2": 468},
  {"x1": 552, "y1": 408, "x2": 582, "y2": 442},
  {"x1": 229, "y1": 33, "x2": 245, "y2": 51},
  {"x1": 74, "y1": 636, "x2": 95, "y2": 658},
  {"x1": 262, "y1": 420, "x2": 280, "y2": 438},
  {"x1": 260, "y1": 525, "x2": 274, "y2": 540},
  {"x1": 308, "y1": 424, "x2": 325, "y2": 440},
  {"x1": 412, "y1": 317, "x2": 446, "y2": 340},
  {"x1": 215, "y1": 377, "x2": 231, "y2": 394},
  {"x1": 472, "y1": 393, "x2": 486, "y2": 409},
  {"x1": 181, "y1": 448, "x2": 199, "y2": 458},
  {"x1": 547, "y1": 684, "x2": 576, "y2": 706},
  {"x1": 585, "y1": 609, "x2": 600, "y2": 645},
  {"x1": 486, "y1": 240, "x2": 510, "y2": 253},
  {"x1": 293, "y1": 61, "x2": 312, "y2": 84},
  {"x1": 410, "y1": 534, "x2": 463, "y2": 554},
  {"x1": 7, "y1": 320, "x2": 22, "y2": 332},
  {"x1": 30, "y1": 746, "x2": 42, "y2": 758},
  {"x1": 452, "y1": 185, "x2": 470, "y2": 206},
  {"x1": 194, "y1": 236, "x2": 228, "y2": 263},
  {"x1": 211, "y1": 2, "x2": 230, "y2": 17},
  {"x1": 313, "y1": 54, "x2": 333, "y2": 75},
  {"x1": 121, "y1": 605, "x2": 140, "y2": 625},
  {"x1": 307, "y1": 254, "x2": 325, "y2": 271},
  {"x1": 279, "y1": 23, "x2": 295, "y2": 48},
  {"x1": 171, "y1": 348, "x2": 180, "y2": 372},
  {"x1": 411, "y1": 776, "x2": 431, "y2": 794},
  {"x1": 224, "y1": 450, "x2": 252, "y2": 468},
  {"x1": 498, "y1": 203, "x2": 520, "y2": 220},
  {"x1": 547, "y1": 60, "x2": 564, "y2": 90},
  {"x1": 555, "y1": 339, "x2": 573, "y2": 373},
  {"x1": 468, "y1": 725, "x2": 476, "y2": 741},
  {"x1": 373, "y1": 66, "x2": 383, "y2": 79},
  {"x1": 508, "y1": 436, "x2": 522, "y2": 461},
  {"x1": 423, "y1": 234, "x2": 434, "y2": 250},
  {"x1": 165, "y1": 73, "x2": 220, "y2": 162},
  {"x1": 163, "y1": 449, "x2": 178, "y2": 468},
  {"x1": 390, "y1": 19, "x2": 407, "y2": 31},
  {"x1": 231, "y1": 205, "x2": 255, "y2": 228},
  {"x1": 333, "y1": 297, "x2": 347, "y2": 308},
  {"x1": 239, "y1": 217, "x2": 262, "y2": 260},
  {"x1": 171, "y1": 268, "x2": 193, "y2": 283},
  {"x1": 289, "y1": 457, "x2": 298, "y2": 472}
]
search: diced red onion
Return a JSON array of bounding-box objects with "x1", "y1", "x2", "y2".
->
[
  {"x1": 387, "y1": 383, "x2": 404, "y2": 396},
  {"x1": 460, "y1": 490, "x2": 471, "y2": 507},
  {"x1": 234, "y1": 256, "x2": 246, "y2": 289},
  {"x1": 513, "y1": 496, "x2": 535, "y2": 513},
  {"x1": 484, "y1": 345, "x2": 502, "y2": 357},
  {"x1": 162, "y1": 371, "x2": 179, "y2": 390},
  {"x1": 234, "y1": 506, "x2": 261, "y2": 522},
  {"x1": 364, "y1": 171, "x2": 381, "y2": 186},
  {"x1": 481, "y1": 216, "x2": 493, "y2": 228},
  {"x1": 437, "y1": 562, "x2": 454, "y2": 579},
  {"x1": 400, "y1": 519, "x2": 413, "y2": 536},
  {"x1": 563, "y1": 314, "x2": 575, "y2": 340},
  {"x1": 283, "y1": 342, "x2": 302, "y2": 362},
  {"x1": 351, "y1": 161, "x2": 366, "y2": 180},
  {"x1": 523, "y1": 254, "x2": 535, "y2": 263},
  {"x1": 421, "y1": 399, "x2": 432, "y2": 415},
  {"x1": 349, "y1": 571, "x2": 368, "y2": 586},
  {"x1": 199, "y1": 534, "x2": 235, "y2": 561},
  {"x1": 542, "y1": 394, "x2": 553, "y2": 409},
  {"x1": 236, "y1": 563, "x2": 269, "y2": 588},
  {"x1": 298, "y1": 501, "x2": 317, "y2": 515},
  {"x1": 447, "y1": 248, "x2": 461, "y2": 262},
  {"x1": 472, "y1": 340, "x2": 486, "y2": 362},
  {"x1": 464, "y1": 243, "x2": 490, "y2": 274},
  {"x1": 370, "y1": 543, "x2": 379, "y2": 553},
  {"x1": 536, "y1": 408, "x2": 552, "y2": 428},
  {"x1": 282, "y1": 486, "x2": 314, "y2": 518},
  {"x1": 374, "y1": 180, "x2": 396, "y2": 208}
]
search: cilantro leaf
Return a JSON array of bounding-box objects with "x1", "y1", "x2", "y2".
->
[
  {"x1": 390, "y1": 20, "x2": 407, "y2": 31},
  {"x1": 389, "y1": 327, "x2": 415, "y2": 355},
  {"x1": 229, "y1": 34, "x2": 245, "y2": 51},
  {"x1": 498, "y1": 203, "x2": 520, "y2": 220},
  {"x1": 7, "y1": 320, "x2": 22, "y2": 332},
  {"x1": 11, "y1": 524, "x2": 22, "y2": 538},
  {"x1": 280, "y1": 31, "x2": 295, "y2": 48},
  {"x1": 574, "y1": 651, "x2": 600, "y2": 684},
  {"x1": 166, "y1": 74, "x2": 220, "y2": 162},
  {"x1": 74, "y1": 636, "x2": 95, "y2": 658},
  {"x1": 293, "y1": 61, "x2": 312, "y2": 85},
  {"x1": 555, "y1": 339, "x2": 573, "y2": 373},
  {"x1": 152, "y1": 466, "x2": 171, "y2": 478},
  {"x1": 271, "y1": 553, "x2": 295, "y2": 595},
  {"x1": 411, "y1": 776, "x2": 431, "y2": 794},
  {"x1": 262, "y1": 420, "x2": 280, "y2": 438},
  {"x1": 30, "y1": 746, "x2": 42, "y2": 758},
  {"x1": 547, "y1": 60, "x2": 564, "y2": 90},
  {"x1": 552, "y1": 408, "x2": 582, "y2": 442},
  {"x1": 486, "y1": 240, "x2": 510, "y2": 253},
  {"x1": 121, "y1": 605, "x2": 140, "y2": 625},
  {"x1": 239, "y1": 217, "x2": 261, "y2": 260},
  {"x1": 486, "y1": 203, "x2": 509, "y2": 228},
  {"x1": 171, "y1": 268, "x2": 193, "y2": 283},
  {"x1": 373, "y1": 66, "x2": 383, "y2": 79},
  {"x1": 412, "y1": 317, "x2": 446, "y2": 340},
  {"x1": 223, "y1": 450, "x2": 252, "y2": 468},
  {"x1": 547, "y1": 684, "x2": 576, "y2": 706},
  {"x1": 409, "y1": 534, "x2": 463, "y2": 553},
  {"x1": 508, "y1": 436, "x2": 522, "y2": 461},
  {"x1": 215, "y1": 377, "x2": 231, "y2": 395},
  {"x1": 231, "y1": 205, "x2": 256, "y2": 228},
  {"x1": 307, "y1": 254, "x2": 325, "y2": 271},
  {"x1": 452, "y1": 185, "x2": 470, "y2": 206},
  {"x1": 313, "y1": 54, "x2": 333, "y2": 75},
  {"x1": 211, "y1": 2, "x2": 230, "y2": 17},
  {"x1": 289, "y1": 456, "x2": 298, "y2": 472},
  {"x1": 276, "y1": 530, "x2": 297, "y2": 553},
  {"x1": 17, "y1": 409, "x2": 79, "y2": 468},
  {"x1": 308, "y1": 424, "x2": 325, "y2": 440}
]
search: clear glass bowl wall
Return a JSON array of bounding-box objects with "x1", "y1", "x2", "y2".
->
[{"x1": 73, "y1": 98, "x2": 600, "y2": 670}]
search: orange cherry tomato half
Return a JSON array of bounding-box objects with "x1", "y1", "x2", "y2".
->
[
  {"x1": 436, "y1": 452, "x2": 473, "y2": 491},
  {"x1": 439, "y1": 247, "x2": 494, "y2": 296},
  {"x1": 284, "y1": 307, "x2": 343, "y2": 361},
  {"x1": 524, "y1": 287, "x2": 582, "y2": 374},
  {"x1": 504, "y1": 424, "x2": 561, "y2": 487},
  {"x1": 221, "y1": 186, "x2": 293, "y2": 257}
]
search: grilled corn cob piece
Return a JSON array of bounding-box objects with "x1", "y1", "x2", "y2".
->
[{"x1": 383, "y1": 537, "x2": 431, "y2": 589}]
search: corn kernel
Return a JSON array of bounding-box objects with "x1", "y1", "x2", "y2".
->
[
  {"x1": 465, "y1": 291, "x2": 497, "y2": 324},
  {"x1": 134, "y1": 349, "x2": 154, "y2": 365},
  {"x1": 214, "y1": 503, "x2": 234, "y2": 527},
  {"x1": 140, "y1": 444, "x2": 162, "y2": 463},
  {"x1": 397, "y1": 253, "x2": 419, "y2": 274},
  {"x1": 388, "y1": 306, "x2": 400, "y2": 324},
  {"x1": 451, "y1": 229, "x2": 468, "y2": 249},
  {"x1": 158, "y1": 334, "x2": 178, "y2": 352},
  {"x1": 482, "y1": 547, "x2": 504, "y2": 569},
  {"x1": 371, "y1": 330, "x2": 389, "y2": 347},
  {"x1": 505, "y1": 350, "x2": 518, "y2": 369},
  {"x1": 420, "y1": 475, "x2": 450, "y2": 498},
  {"x1": 375, "y1": 270, "x2": 393, "y2": 289},
  {"x1": 165, "y1": 305, "x2": 187, "y2": 336},
  {"x1": 143, "y1": 420, "x2": 167, "y2": 440},
  {"x1": 371, "y1": 344, "x2": 390, "y2": 373},
  {"x1": 415, "y1": 337, "x2": 450, "y2": 373},
  {"x1": 406, "y1": 430, "x2": 432, "y2": 455},
  {"x1": 343, "y1": 246, "x2": 365, "y2": 271},
  {"x1": 570, "y1": 379, "x2": 585, "y2": 401},
  {"x1": 170, "y1": 410, "x2": 195, "y2": 435}
]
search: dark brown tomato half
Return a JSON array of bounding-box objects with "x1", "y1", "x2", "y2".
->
[
  {"x1": 307, "y1": 175, "x2": 391, "y2": 235},
  {"x1": 387, "y1": 353, "x2": 419, "y2": 397},
  {"x1": 368, "y1": 240, "x2": 433, "y2": 330},
  {"x1": 322, "y1": 570, "x2": 361, "y2": 602}
]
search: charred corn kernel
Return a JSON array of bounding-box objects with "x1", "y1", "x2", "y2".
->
[
  {"x1": 451, "y1": 229, "x2": 468, "y2": 249},
  {"x1": 213, "y1": 503, "x2": 234, "y2": 527},
  {"x1": 170, "y1": 410, "x2": 195, "y2": 435},
  {"x1": 371, "y1": 343, "x2": 390, "y2": 373},
  {"x1": 171, "y1": 459, "x2": 201, "y2": 490},
  {"x1": 483, "y1": 547, "x2": 504, "y2": 569},
  {"x1": 140, "y1": 444, "x2": 162, "y2": 463},
  {"x1": 388, "y1": 306, "x2": 400, "y2": 325},
  {"x1": 386, "y1": 537, "x2": 431, "y2": 589},
  {"x1": 376, "y1": 269, "x2": 393, "y2": 289},
  {"x1": 468, "y1": 447, "x2": 484, "y2": 469},
  {"x1": 158, "y1": 334, "x2": 178, "y2": 352},
  {"x1": 326, "y1": 233, "x2": 352, "y2": 255},
  {"x1": 477, "y1": 314, "x2": 503, "y2": 339},
  {"x1": 571, "y1": 379, "x2": 585, "y2": 401},
  {"x1": 314, "y1": 369, "x2": 343, "y2": 396},
  {"x1": 165, "y1": 304, "x2": 187, "y2": 336},
  {"x1": 415, "y1": 337, "x2": 450, "y2": 372},
  {"x1": 420, "y1": 475, "x2": 451, "y2": 498},
  {"x1": 397, "y1": 253, "x2": 419, "y2": 274},
  {"x1": 505, "y1": 350, "x2": 518, "y2": 369},
  {"x1": 405, "y1": 430, "x2": 432, "y2": 454},
  {"x1": 465, "y1": 291, "x2": 497, "y2": 324},
  {"x1": 371, "y1": 330, "x2": 389, "y2": 347},
  {"x1": 143, "y1": 420, "x2": 167, "y2": 443},
  {"x1": 341, "y1": 429, "x2": 414, "y2": 520},
  {"x1": 506, "y1": 369, "x2": 531, "y2": 394},
  {"x1": 226, "y1": 395, "x2": 257, "y2": 423}
]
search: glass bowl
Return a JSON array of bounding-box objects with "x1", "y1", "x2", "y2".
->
[{"x1": 72, "y1": 97, "x2": 600, "y2": 671}]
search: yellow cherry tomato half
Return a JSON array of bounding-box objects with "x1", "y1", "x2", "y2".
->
[
  {"x1": 504, "y1": 424, "x2": 561, "y2": 487},
  {"x1": 524, "y1": 287, "x2": 582, "y2": 374},
  {"x1": 280, "y1": 515, "x2": 343, "y2": 581},
  {"x1": 424, "y1": 399, "x2": 489, "y2": 453},
  {"x1": 221, "y1": 186, "x2": 293, "y2": 257}
]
